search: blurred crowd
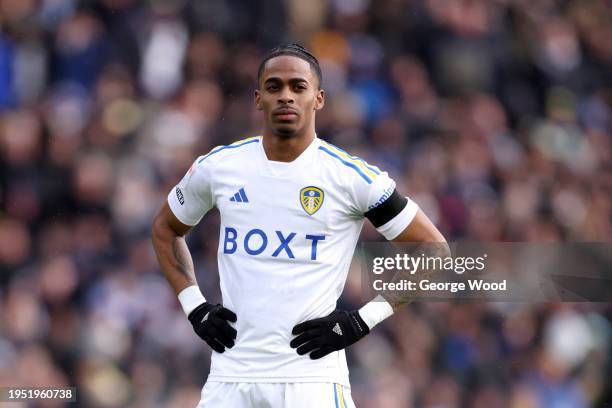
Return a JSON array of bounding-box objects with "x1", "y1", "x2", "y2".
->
[{"x1": 1, "y1": 0, "x2": 611, "y2": 407}]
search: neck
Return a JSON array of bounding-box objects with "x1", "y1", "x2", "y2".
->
[{"x1": 262, "y1": 127, "x2": 315, "y2": 162}]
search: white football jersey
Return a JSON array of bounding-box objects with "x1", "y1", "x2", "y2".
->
[{"x1": 167, "y1": 135, "x2": 418, "y2": 386}]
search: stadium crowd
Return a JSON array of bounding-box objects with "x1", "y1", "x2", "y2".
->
[{"x1": 0, "y1": 0, "x2": 611, "y2": 406}]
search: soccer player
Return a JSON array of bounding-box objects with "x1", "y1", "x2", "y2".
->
[{"x1": 151, "y1": 44, "x2": 447, "y2": 407}]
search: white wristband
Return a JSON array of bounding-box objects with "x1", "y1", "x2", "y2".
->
[
  {"x1": 358, "y1": 295, "x2": 394, "y2": 330},
  {"x1": 177, "y1": 285, "x2": 206, "y2": 317}
]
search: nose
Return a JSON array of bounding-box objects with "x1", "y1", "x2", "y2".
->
[{"x1": 278, "y1": 87, "x2": 294, "y2": 104}]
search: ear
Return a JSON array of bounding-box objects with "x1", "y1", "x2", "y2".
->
[
  {"x1": 314, "y1": 89, "x2": 325, "y2": 111},
  {"x1": 255, "y1": 89, "x2": 263, "y2": 110}
]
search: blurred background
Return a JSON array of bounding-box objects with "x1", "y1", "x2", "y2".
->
[{"x1": 0, "y1": 0, "x2": 611, "y2": 406}]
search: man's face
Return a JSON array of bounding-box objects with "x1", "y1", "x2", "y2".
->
[{"x1": 255, "y1": 55, "x2": 324, "y2": 138}]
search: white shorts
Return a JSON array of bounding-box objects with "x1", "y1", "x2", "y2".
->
[{"x1": 197, "y1": 381, "x2": 356, "y2": 408}]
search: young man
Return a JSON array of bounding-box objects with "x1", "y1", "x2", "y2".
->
[{"x1": 151, "y1": 44, "x2": 446, "y2": 407}]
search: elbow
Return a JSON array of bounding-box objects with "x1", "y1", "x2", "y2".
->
[
  {"x1": 430, "y1": 231, "x2": 451, "y2": 257},
  {"x1": 427, "y1": 229, "x2": 447, "y2": 245},
  {"x1": 424, "y1": 231, "x2": 451, "y2": 259},
  {"x1": 440, "y1": 240, "x2": 452, "y2": 259}
]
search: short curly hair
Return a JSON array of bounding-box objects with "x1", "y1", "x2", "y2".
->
[{"x1": 257, "y1": 43, "x2": 322, "y2": 88}]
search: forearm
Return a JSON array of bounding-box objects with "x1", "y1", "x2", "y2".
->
[
  {"x1": 151, "y1": 221, "x2": 197, "y2": 296},
  {"x1": 358, "y1": 241, "x2": 450, "y2": 330},
  {"x1": 384, "y1": 209, "x2": 450, "y2": 310},
  {"x1": 151, "y1": 211, "x2": 236, "y2": 352},
  {"x1": 359, "y1": 206, "x2": 451, "y2": 328},
  {"x1": 381, "y1": 240, "x2": 451, "y2": 310}
]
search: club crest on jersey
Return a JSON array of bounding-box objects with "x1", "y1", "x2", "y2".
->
[{"x1": 300, "y1": 186, "x2": 324, "y2": 215}]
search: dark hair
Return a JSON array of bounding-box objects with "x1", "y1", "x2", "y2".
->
[{"x1": 257, "y1": 43, "x2": 322, "y2": 88}]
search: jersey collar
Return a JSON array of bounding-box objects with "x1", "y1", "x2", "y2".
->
[{"x1": 257, "y1": 135, "x2": 320, "y2": 178}]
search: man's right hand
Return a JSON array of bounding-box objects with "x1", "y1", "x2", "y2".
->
[{"x1": 188, "y1": 302, "x2": 237, "y2": 353}]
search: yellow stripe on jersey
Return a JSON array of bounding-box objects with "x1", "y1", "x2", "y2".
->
[
  {"x1": 230, "y1": 135, "x2": 260, "y2": 145},
  {"x1": 207, "y1": 136, "x2": 260, "y2": 155},
  {"x1": 319, "y1": 140, "x2": 380, "y2": 180},
  {"x1": 336, "y1": 384, "x2": 346, "y2": 408},
  {"x1": 198, "y1": 136, "x2": 261, "y2": 164}
]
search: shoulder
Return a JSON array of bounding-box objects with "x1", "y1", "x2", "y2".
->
[
  {"x1": 316, "y1": 139, "x2": 382, "y2": 186},
  {"x1": 194, "y1": 136, "x2": 261, "y2": 169}
]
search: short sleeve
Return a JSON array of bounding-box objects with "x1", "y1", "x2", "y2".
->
[
  {"x1": 351, "y1": 171, "x2": 419, "y2": 240},
  {"x1": 167, "y1": 157, "x2": 214, "y2": 226}
]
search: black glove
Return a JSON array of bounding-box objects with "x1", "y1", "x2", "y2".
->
[
  {"x1": 290, "y1": 310, "x2": 370, "y2": 359},
  {"x1": 188, "y1": 302, "x2": 237, "y2": 353}
]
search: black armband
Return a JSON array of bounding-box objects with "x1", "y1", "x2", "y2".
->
[{"x1": 364, "y1": 189, "x2": 408, "y2": 228}]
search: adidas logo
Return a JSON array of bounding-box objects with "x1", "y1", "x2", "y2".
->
[
  {"x1": 201, "y1": 312, "x2": 210, "y2": 323},
  {"x1": 229, "y1": 187, "x2": 249, "y2": 203},
  {"x1": 332, "y1": 323, "x2": 343, "y2": 336}
]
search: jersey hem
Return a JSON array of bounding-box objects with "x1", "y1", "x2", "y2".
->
[{"x1": 206, "y1": 374, "x2": 350, "y2": 387}]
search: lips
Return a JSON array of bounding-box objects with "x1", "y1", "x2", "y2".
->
[
  {"x1": 274, "y1": 108, "x2": 298, "y2": 114},
  {"x1": 273, "y1": 108, "x2": 298, "y2": 121}
]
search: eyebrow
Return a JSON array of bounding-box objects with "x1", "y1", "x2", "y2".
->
[{"x1": 264, "y1": 77, "x2": 309, "y2": 85}]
